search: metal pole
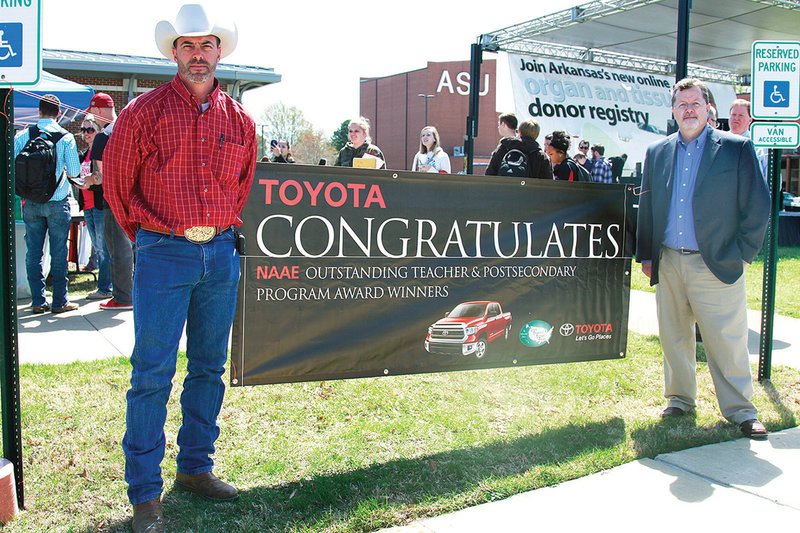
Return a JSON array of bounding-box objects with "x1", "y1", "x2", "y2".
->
[
  {"x1": 466, "y1": 41, "x2": 483, "y2": 175},
  {"x1": 0, "y1": 88, "x2": 25, "y2": 508},
  {"x1": 260, "y1": 124, "x2": 266, "y2": 159},
  {"x1": 417, "y1": 94, "x2": 434, "y2": 128},
  {"x1": 676, "y1": 0, "x2": 691, "y2": 82},
  {"x1": 667, "y1": 0, "x2": 692, "y2": 136},
  {"x1": 758, "y1": 148, "x2": 781, "y2": 382}
]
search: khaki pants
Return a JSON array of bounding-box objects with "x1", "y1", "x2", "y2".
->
[{"x1": 655, "y1": 248, "x2": 756, "y2": 424}]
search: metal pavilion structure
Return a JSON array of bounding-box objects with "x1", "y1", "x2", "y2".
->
[{"x1": 464, "y1": 0, "x2": 800, "y2": 172}]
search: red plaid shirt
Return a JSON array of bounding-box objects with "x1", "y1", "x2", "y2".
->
[{"x1": 104, "y1": 75, "x2": 257, "y2": 240}]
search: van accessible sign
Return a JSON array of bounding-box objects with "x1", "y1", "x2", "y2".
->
[
  {"x1": 508, "y1": 54, "x2": 735, "y2": 168},
  {"x1": 231, "y1": 164, "x2": 634, "y2": 386},
  {"x1": 751, "y1": 41, "x2": 800, "y2": 120},
  {"x1": 750, "y1": 122, "x2": 800, "y2": 149},
  {"x1": 0, "y1": 0, "x2": 41, "y2": 86}
]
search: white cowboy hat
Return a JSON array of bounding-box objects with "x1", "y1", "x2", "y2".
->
[{"x1": 154, "y1": 4, "x2": 238, "y2": 59}]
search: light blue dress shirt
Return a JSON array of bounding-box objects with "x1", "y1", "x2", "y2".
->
[
  {"x1": 663, "y1": 125, "x2": 710, "y2": 251},
  {"x1": 13, "y1": 118, "x2": 81, "y2": 202}
]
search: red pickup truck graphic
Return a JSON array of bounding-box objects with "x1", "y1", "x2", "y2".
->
[{"x1": 425, "y1": 301, "x2": 513, "y2": 358}]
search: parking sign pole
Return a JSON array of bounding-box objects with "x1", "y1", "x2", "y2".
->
[
  {"x1": 0, "y1": 88, "x2": 24, "y2": 508},
  {"x1": 758, "y1": 148, "x2": 782, "y2": 382},
  {"x1": 751, "y1": 40, "x2": 800, "y2": 381}
]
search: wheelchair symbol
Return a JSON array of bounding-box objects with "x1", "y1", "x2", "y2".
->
[
  {"x1": 770, "y1": 85, "x2": 786, "y2": 105},
  {"x1": 0, "y1": 30, "x2": 17, "y2": 61},
  {"x1": 764, "y1": 81, "x2": 790, "y2": 109}
]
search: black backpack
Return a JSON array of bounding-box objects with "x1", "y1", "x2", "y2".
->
[
  {"x1": 566, "y1": 158, "x2": 593, "y2": 183},
  {"x1": 499, "y1": 149, "x2": 529, "y2": 177},
  {"x1": 15, "y1": 125, "x2": 67, "y2": 203}
]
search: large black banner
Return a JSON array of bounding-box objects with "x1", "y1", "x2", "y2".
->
[{"x1": 231, "y1": 164, "x2": 635, "y2": 386}]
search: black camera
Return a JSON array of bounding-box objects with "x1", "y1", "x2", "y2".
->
[{"x1": 270, "y1": 139, "x2": 278, "y2": 148}]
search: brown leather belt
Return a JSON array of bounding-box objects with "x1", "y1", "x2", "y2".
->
[{"x1": 140, "y1": 223, "x2": 223, "y2": 244}]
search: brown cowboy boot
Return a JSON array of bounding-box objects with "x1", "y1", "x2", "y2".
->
[
  {"x1": 175, "y1": 471, "x2": 238, "y2": 501},
  {"x1": 131, "y1": 498, "x2": 164, "y2": 533}
]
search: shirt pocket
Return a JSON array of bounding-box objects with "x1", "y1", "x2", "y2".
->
[{"x1": 213, "y1": 141, "x2": 247, "y2": 186}]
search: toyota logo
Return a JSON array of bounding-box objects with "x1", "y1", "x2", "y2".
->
[
  {"x1": 442, "y1": 331, "x2": 449, "y2": 336},
  {"x1": 560, "y1": 323, "x2": 574, "y2": 337}
]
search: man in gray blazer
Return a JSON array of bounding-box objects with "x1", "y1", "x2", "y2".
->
[{"x1": 637, "y1": 78, "x2": 771, "y2": 439}]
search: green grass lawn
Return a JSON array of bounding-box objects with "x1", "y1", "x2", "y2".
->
[
  {"x1": 631, "y1": 246, "x2": 800, "y2": 318},
  {"x1": 3, "y1": 333, "x2": 799, "y2": 532}
]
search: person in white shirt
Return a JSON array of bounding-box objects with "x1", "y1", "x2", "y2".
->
[{"x1": 411, "y1": 126, "x2": 451, "y2": 173}]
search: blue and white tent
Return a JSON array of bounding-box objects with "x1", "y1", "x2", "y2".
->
[{"x1": 12, "y1": 71, "x2": 93, "y2": 127}]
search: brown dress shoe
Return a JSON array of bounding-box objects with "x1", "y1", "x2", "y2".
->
[
  {"x1": 132, "y1": 498, "x2": 164, "y2": 533},
  {"x1": 740, "y1": 419, "x2": 768, "y2": 440},
  {"x1": 175, "y1": 471, "x2": 238, "y2": 501},
  {"x1": 660, "y1": 406, "x2": 686, "y2": 418}
]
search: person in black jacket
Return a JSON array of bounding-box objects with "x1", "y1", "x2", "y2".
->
[{"x1": 485, "y1": 119, "x2": 553, "y2": 179}]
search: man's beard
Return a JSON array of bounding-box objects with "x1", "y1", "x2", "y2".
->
[{"x1": 178, "y1": 59, "x2": 216, "y2": 84}]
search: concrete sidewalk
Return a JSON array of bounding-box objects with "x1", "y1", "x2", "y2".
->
[
  {"x1": 628, "y1": 289, "x2": 800, "y2": 370},
  {"x1": 16, "y1": 296, "x2": 186, "y2": 364},
  {"x1": 383, "y1": 426, "x2": 800, "y2": 532}
]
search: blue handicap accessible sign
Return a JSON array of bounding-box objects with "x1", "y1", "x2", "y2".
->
[
  {"x1": 0, "y1": 23, "x2": 23, "y2": 67},
  {"x1": 764, "y1": 81, "x2": 790, "y2": 108}
]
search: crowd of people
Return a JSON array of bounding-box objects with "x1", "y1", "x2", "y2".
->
[
  {"x1": 257, "y1": 107, "x2": 631, "y2": 184},
  {"x1": 12, "y1": 3, "x2": 772, "y2": 532},
  {"x1": 482, "y1": 111, "x2": 629, "y2": 183}
]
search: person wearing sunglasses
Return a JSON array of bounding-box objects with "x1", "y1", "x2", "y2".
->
[
  {"x1": 74, "y1": 115, "x2": 112, "y2": 300},
  {"x1": 576, "y1": 140, "x2": 593, "y2": 173}
]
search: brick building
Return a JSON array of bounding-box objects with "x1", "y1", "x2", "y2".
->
[{"x1": 360, "y1": 59, "x2": 499, "y2": 173}]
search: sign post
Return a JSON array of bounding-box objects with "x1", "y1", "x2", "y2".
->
[
  {"x1": 750, "y1": 40, "x2": 800, "y2": 382},
  {"x1": 1, "y1": 0, "x2": 42, "y2": 510}
]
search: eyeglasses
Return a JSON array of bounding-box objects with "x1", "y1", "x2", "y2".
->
[
  {"x1": 579, "y1": 144, "x2": 589, "y2": 149},
  {"x1": 81, "y1": 127, "x2": 97, "y2": 133},
  {"x1": 673, "y1": 101, "x2": 705, "y2": 112}
]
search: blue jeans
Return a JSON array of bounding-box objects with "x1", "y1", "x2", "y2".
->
[
  {"x1": 23, "y1": 198, "x2": 71, "y2": 308},
  {"x1": 83, "y1": 208, "x2": 112, "y2": 293},
  {"x1": 122, "y1": 228, "x2": 239, "y2": 505},
  {"x1": 104, "y1": 209, "x2": 134, "y2": 305}
]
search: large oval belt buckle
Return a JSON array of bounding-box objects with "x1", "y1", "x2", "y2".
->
[{"x1": 184, "y1": 226, "x2": 216, "y2": 244}]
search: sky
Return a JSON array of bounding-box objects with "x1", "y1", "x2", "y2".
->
[{"x1": 41, "y1": 0, "x2": 579, "y2": 135}]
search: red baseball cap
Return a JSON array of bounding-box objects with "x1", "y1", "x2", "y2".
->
[{"x1": 87, "y1": 93, "x2": 114, "y2": 110}]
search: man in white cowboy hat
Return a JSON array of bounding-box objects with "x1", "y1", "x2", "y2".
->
[{"x1": 104, "y1": 4, "x2": 256, "y2": 532}]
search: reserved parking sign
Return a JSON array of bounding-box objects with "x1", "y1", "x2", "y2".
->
[
  {"x1": 0, "y1": 0, "x2": 41, "y2": 86},
  {"x1": 752, "y1": 41, "x2": 800, "y2": 120}
]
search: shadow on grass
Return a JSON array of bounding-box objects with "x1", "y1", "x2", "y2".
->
[
  {"x1": 92, "y1": 417, "x2": 626, "y2": 532},
  {"x1": 760, "y1": 380, "x2": 798, "y2": 430}
]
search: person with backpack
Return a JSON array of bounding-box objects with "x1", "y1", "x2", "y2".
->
[
  {"x1": 546, "y1": 131, "x2": 593, "y2": 183},
  {"x1": 485, "y1": 118, "x2": 553, "y2": 179},
  {"x1": 14, "y1": 94, "x2": 81, "y2": 314}
]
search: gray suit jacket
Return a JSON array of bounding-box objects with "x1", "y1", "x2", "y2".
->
[{"x1": 636, "y1": 126, "x2": 770, "y2": 285}]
